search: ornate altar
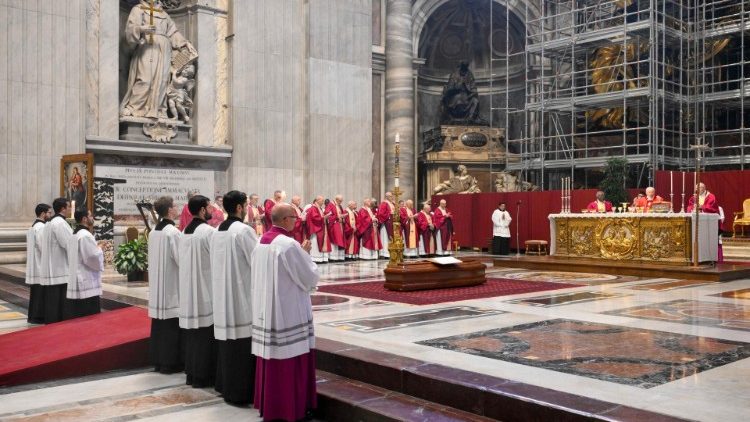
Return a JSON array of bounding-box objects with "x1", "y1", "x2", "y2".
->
[{"x1": 549, "y1": 213, "x2": 720, "y2": 264}]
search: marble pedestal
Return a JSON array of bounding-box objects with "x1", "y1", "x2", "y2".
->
[{"x1": 119, "y1": 118, "x2": 192, "y2": 144}]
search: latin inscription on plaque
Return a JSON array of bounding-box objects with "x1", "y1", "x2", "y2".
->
[{"x1": 460, "y1": 132, "x2": 488, "y2": 147}]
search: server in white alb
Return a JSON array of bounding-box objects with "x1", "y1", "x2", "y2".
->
[
  {"x1": 178, "y1": 194, "x2": 218, "y2": 388},
  {"x1": 39, "y1": 198, "x2": 74, "y2": 323},
  {"x1": 210, "y1": 190, "x2": 258, "y2": 406},
  {"x1": 64, "y1": 209, "x2": 103, "y2": 319},
  {"x1": 147, "y1": 196, "x2": 184, "y2": 374},
  {"x1": 25, "y1": 203, "x2": 52, "y2": 324}
]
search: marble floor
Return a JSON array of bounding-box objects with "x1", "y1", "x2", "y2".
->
[{"x1": 1, "y1": 253, "x2": 750, "y2": 421}]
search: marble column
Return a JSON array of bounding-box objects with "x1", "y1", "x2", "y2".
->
[{"x1": 384, "y1": 0, "x2": 414, "y2": 200}]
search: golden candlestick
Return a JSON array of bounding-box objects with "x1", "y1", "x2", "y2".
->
[{"x1": 388, "y1": 139, "x2": 405, "y2": 267}]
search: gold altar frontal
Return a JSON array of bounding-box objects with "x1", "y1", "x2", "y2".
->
[{"x1": 551, "y1": 214, "x2": 692, "y2": 264}]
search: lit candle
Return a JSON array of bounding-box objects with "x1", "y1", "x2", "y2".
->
[
  {"x1": 682, "y1": 171, "x2": 685, "y2": 196},
  {"x1": 670, "y1": 171, "x2": 673, "y2": 191},
  {"x1": 70, "y1": 200, "x2": 76, "y2": 218},
  {"x1": 395, "y1": 177, "x2": 399, "y2": 188},
  {"x1": 395, "y1": 133, "x2": 400, "y2": 144}
]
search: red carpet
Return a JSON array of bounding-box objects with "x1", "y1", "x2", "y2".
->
[
  {"x1": 316, "y1": 278, "x2": 581, "y2": 305},
  {"x1": 0, "y1": 307, "x2": 151, "y2": 387}
]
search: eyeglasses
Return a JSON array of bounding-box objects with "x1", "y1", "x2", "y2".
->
[{"x1": 284, "y1": 215, "x2": 298, "y2": 220}]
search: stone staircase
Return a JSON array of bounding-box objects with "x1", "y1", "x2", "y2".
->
[
  {"x1": 313, "y1": 338, "x2": 687, "y2": 422},
  {"x1": 0, "y1": 223, "x2": 29, "y2": 265},
  {"x1": 723, "y1": 237, "x2": 750, "y2": 262}
]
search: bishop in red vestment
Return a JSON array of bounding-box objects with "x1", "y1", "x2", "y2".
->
[
  {"x1": 416, "y1": 204, "x2": 436, "y2": 256},
  {"x1": 399, "y1": 200, "x2": 418, "y2": 258},
  {"x1": 586, "y1": 191, "x2": 613, "y2": 213},
  {"x1": 357, "y1": 198, "x2": 381, "y2": 260},
  {"x1": 433, "y1": 199, "x2": 454, "y2": 256},
  {"x1": 687, "y1": 183, "x2": 719, "y2": 214},
  {"x1": 290, "y1": 195, "x2": 307, "y2": 244},
  {"x1": 344, "y1": 201, "x2": 359, "y2": 259},
  {"x1": 306, "y1": 196, "x2": 331, "y2": 263},
  {"x1": 263, "y1": 190, "x2": 285, "y2": 229},
  {"x1": 325, "y1": 195, "x2": 347, "y2": 261},
  {"x1": 245, "y1": 194, "x2": 265, "y2": 237},
  {"x1": 376, "y1": 192, "x2": 396, "y2": 258}
]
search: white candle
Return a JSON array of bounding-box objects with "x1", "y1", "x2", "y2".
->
[
  {"x1": 395, "y1": 133, "x2": 400, "y2": 144},
  {"x1": 395, "y1": 177, "x2": 399, "y2": 188},
  {"x1": 682, "y1": 171, "x2": 685, "y2": 194},
  {"x1": 70, "y1": 200, "x2": 76, "y2": 218},
  {"x1": 670, "y1": 171, "x2": 673, "y2": 191}
]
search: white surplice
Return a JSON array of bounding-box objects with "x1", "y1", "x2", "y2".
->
[
  {"x1": 178, "y1": 222, "x2": 216, "y2": 329},
  {"x1": 25, "y1": 220, "x2": 45, "y2": 285},
  {"x1": 39, "y1": 215, "x2": 73, "y2": 286},
  {"x1": 251, "y1": 234, "x2": 319, "y2": 360},
  {"x1": 148, "y1": 222, "x2": 182, "y2": 319},
  {"x1": 66, "y1": 228, "x2": 104, "y2": 299},
  {"x1": 210, "y1": 220, "x2": 258, "y2": 340}
]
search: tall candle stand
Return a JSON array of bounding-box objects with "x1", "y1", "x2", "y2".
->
[{"x1": 388, "y1": 136, "x2": 404, "y2": 267}]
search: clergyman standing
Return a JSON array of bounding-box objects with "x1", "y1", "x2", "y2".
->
[
  {"x1": 39, "y1": 198, "x2": 74, "y2": 323},
  {"x1": 64, "y1": 209, "x2": 103, "y2": 319},
  {"x1": 491, "y1": 202, "x2": 512, "y2": 255},
  {"x1": 25, "y1": 203, "x2": 52, "y2": 324}
]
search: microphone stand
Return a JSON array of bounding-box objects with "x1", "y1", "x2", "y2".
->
[{"x1": 515, "y1": 201, "x2": 521, "y2": 257}]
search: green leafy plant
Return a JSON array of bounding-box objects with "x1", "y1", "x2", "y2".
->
[
  {"x1": 113, "y1": 238, "x2": 148, "y2": 276},
  {"x1": 600, "y1": 157, "x2": 629, "y2": 205}
]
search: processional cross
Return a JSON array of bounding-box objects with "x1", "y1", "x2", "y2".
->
[
  {"x1": 690, "y1": 138, "x2": 710, "y2": 267},
  {"x1": 140, "y1": 0, "x2": 163, "y2": 44}
]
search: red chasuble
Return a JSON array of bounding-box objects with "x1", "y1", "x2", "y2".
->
[
  {"x1": 178, "y1": 204, "x2": 192, "y2": 232},
  {"x1": 376, "y1": 201, "x2": 395, "y2": 238},
  {"x1": 399, "y1": 207, "x2": 418, "y2": 249},
  {"x1": 634, "y1": 195, "x2": 663, "y2": 212},
  {"x1": 433, "y1": 207, "x2": 453, "y2": 251},
  {"x1": 263, "y1": 199, "x2": 276, "y2": 229},
  {"x1": 586, "y1": 200, "x2": 613, "y2": 213},
  {"x1": 291, "y1": 205, "x2": 306, "y2": 244},
  {"x1": 344, "y1": 209, "x2": 359, "y2": 255},
  {"x1": 325, "y1": 202, "x2": 347, "y2": 249},
  {"x1": 687, "y1": 192, "x2": 719, "y2": 214},
  {"x1": 416, "y1": 211, "x2": 436, "y2": 254},
  {"x1": 357, "y1": 207, "x2": 381, "y2": 250},
  {"x1": 306, "y1": 205, "x2": 331, "y2": 252}
]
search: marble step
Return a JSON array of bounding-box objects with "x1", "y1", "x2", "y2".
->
[
  {"x1": 316, "y1": 370, "x2": 495, "y2": 422},
  {"x1": 314, "y1": 338, "x2": 687, "y2": 422}
]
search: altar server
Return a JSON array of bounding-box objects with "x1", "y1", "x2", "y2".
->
[
  {"x1": 211, "y1": 190, "x2": 258, "y2": 405},
  {"x1": 26, "y1": 204, "x2": 51, "y2": 324},
  {"x1": 687, "y1": 183, "x2": 719, "y2": 214},
  {"x1": 586, "y1": 191, "x2": 613, "y2": 213},
  {"x1": 344, "y1": 201, "x2": 359, "y2": 259},
  {"x1": 326, "y1": 195, "x2": 347, "y2": 262},
  {"x1": 64, "y1": 210, "x2": 103, "y2": 319},
  {"x1": 179, "y1": 194, "x2": 218, "y2": 388},
  {"x1": 434, "y1": 199, "x2": 454, "y2": 256},
  {"x1": 416, "y1": 203, "x2": 437, "y2": 257},
  {"x1": 400, "y1": 200, "x2": 418, "y2": 258},
  {"x1": 252, "y1": 203, "x2": 318, "y2": 421},
  {"x1": 492, "y1": 202, "x2": 512, "y2": 255},
  {"x1": 357, "y1": 198, "x2": 381, "y2": 260},
  {"x1": 376, "y1": 192, "x2": 396, "y2": 258},
  {"x1": 306, "y1": 196, "x2": 331, "y2": 263},
  {"x1": 148, "y1": 196, "x2": 184, "y2": 374},
  {"x1": 39, "y1": 198, "x2": 74, "y2": 324}
]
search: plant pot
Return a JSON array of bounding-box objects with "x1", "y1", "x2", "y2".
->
[{"x1": 127, "y1": 270, "x2": 145, "y2": 282}]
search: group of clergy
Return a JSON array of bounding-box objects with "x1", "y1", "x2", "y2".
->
[
  {"x1": 148, "y1": 191, "x2": 318, "y2": 421},
  {"x1": 25, "y1": 199, "x2": 104, "y2": 325},
  {"x1": 207, "y1": 190, "x2": 457, "y2": 264}
]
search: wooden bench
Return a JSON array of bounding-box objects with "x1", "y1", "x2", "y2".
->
[{"x1": 525, "y1": 240, "x2": 548, "y2": 255}]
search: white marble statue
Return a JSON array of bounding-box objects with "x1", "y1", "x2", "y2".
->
[
  {"x1": 167, "y1": 64, "x2": 195, "y2": 122},
  {"x1": 120, "y1": 1, "x2": 195, "y2": 120},
  {"x1": 433, "y1": 165, "x2": 481, "y2": 195}
]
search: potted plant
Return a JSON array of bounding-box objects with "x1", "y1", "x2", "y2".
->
[{"x1": 114, "y1": 238, "x2": 148, "y2": 282}]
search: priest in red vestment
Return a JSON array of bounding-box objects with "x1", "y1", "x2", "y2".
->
[
  {"x1": 325, "y1": 195, "x2": 347, "y2": 262},
  {"x1": 207, "y1": 196, "x2": 226, "y2": 228},
  {"x1": 306, "y1": 196, "x2": 331, "y2": 263},
  {"x1": 251, "y1": 204, "x2": 318, "y2": 422},
  {"x1": 344, "y1": 201, "x2": 359, "y2": 259},
  {"x1": 416, "y1": 203, "x2": 436, "y2": 257},
  {"x1": 178, "y1": 190, "x2": 198, "y2": 231},
  {"x1": 687, "y1": 183, "x2": 719, "y2": 214},
  {"x1": 399, "y1": 200, "x2": 418, "y2": 258},
  {"x1": 376, "y1": 192, "x2": 396, "y2": 258},
  {"x1": 290, "y1": 195, "x2": 307, "y2": 244},
  {"x1": 357, "y1": 198, "x2": 381, "y2": 260},
  {"x1": 263, "y1": 190, "x2": 285, "y2": 229},
  {"x1": 245, "y1": 194, "x2": 265, "y2": 237},
  {"x1": 433, "y1": 199, "x2": 454, "y2": 256},
  {"x1": 586, "y1": 191, "x2": 613, "y2": 213},
  {"x1": 633, "y1": 187, "x2": 663, "y2": 212}
]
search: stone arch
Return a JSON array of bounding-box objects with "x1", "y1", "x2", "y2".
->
[{"x1": 411, "y1": 0, "x2": 541, "y2": 57}]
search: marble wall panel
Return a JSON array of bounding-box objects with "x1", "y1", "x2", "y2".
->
[{"x1": 0, "y1": 2, "x2": 84, "y2": 221}]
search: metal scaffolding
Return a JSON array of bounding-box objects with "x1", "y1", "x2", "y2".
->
[{"x1": 504, "y1": 0, "x2": 750, "y2": 190}]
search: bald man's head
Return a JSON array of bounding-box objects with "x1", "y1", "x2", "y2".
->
[
  {"x1": 291, "y1": 195, "x2": 301, "y2": 206},
  {"x1": 334, "y1": 194, "x2": 343, "y2": 203},
  {"x1": 271, "y1": 203, "x2": 297, "y2": 231}
]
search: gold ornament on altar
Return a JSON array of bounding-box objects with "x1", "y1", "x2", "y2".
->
[
  {"x1": 389, "y1": 134, "x2": 405, "y2": 267},
  {"x1": 596, "y1": 219, "x2": 637, "y2": 260}
]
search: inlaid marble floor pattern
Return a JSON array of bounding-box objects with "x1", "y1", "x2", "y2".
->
[{"x1": 1, "y1": 255, "x2": 749, "y2": 421}]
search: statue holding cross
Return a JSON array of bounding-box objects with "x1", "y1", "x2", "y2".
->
[{"x1": 120, "y1": 0, "x2": 197, "y2": 122}]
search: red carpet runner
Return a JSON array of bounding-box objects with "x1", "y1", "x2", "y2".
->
[
  {"x1": 0, "y1": 307, "x2": 151, "y2": 387},
  {"x1": 316, "y1": 278, "x2": 581, "y2": 305}
]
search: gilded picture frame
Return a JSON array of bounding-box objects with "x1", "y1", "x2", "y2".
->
[{"x1": 60, "y1": 153, "x2": 94, "y2": 214}]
